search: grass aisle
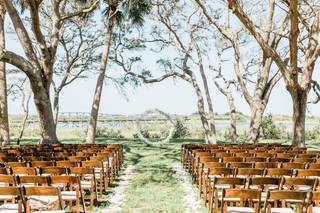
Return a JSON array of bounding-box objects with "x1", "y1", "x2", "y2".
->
[{"x1": 94, "y1": 139, "x2": 207, "y2": 213}]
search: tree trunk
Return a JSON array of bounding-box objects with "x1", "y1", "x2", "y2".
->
[
  {"x1": 53, "y1": 91, "x2": 60, "y2": 131},
  {"x1": 86, "y1": 19, "x2": 114, "y2": 144},
  {"x1": 17, "y1": 92, "x2": 31, "y2": 146},
  {"x1": 291, "y1": 88, "x2": 308, "y2": 147},
  {"x1": 248, "y1": 103, "x2": 265, "y2": 144},
  {"x1": 190, "y1": 74, "x2": 216, "y2": 144},
  {"x1": 0, "y1": 8, "x2": 9, "y2": 146},
  {"x1": 227, "y1": 93, "x2": 237, "y2": 143},
  {"x1": 31, "y1": 83, "x2": 58, "y2": 144}
]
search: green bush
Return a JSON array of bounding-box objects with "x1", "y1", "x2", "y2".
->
[
  {"x1": 305, "y1": 127, "x2": 320, "y2": 140},
  {"x1": 95, "y1": 128, "x2": 124, "y2": 139},
  {"x1": 261, "y1": 114, "x2": 282, "y2": 139},
  {"x1": 173, "y1": 119, "x2": 190, "y2": 139}
]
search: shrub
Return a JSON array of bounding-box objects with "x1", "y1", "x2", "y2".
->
[
  {"x1": 261, "y1": 114, "x2": 282, "y2": 139},
  {"x1": 173, "y1": 119, "x2": 190, "y2": 139},
  {"x1": 305, "y1": 127, "x2": 320, "y2": 140},
  {"x1": 95, "y1": 128, "x2": 124, "y2": 139}
]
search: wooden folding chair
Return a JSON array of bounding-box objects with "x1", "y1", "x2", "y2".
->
[
  {"x1": 248, "y1": 177, "x2": 281, "y2": 202},
  {"x1": 82, "y1": 161, "x2": 107, "y2": 196},
  {"x1": 221, "y1": 188, "x2": 261, "y2": 213},
  {"x1": 264, "y1": 190, "x2": 308, "y2": 213},
  {"x1": 0, "y1": 187, "x2": 23, "y2": 213},
  {"x1": 50, "y1": 176, "x2": 84, "y2": 213},
  {"x1": 23, "y1": 186, "x2": 64, "y2": 213},
  {"x1": 69, "y1": 167, "x2": 97, "y2": 210},
  {"x1": 209, "y1": 177, "x2": 247, "y2": 213},
  {"x1": 308, "y1": 191, "x2": 320, "y2": 213}
]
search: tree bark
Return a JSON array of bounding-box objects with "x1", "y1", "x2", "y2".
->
[
  {"x1": 248, "y1": 103, "x2": 265, "y2": 144},
  {"x1": 53, "y1": 91, "x2": 60, "y2": 131},
  {"x1": 31, "y1": 82, "x2": 58, "y2": 144},
  {"x1": 0, "y1": 7, "x2": 9, "y2": 146},
  {"x1": 86, "y1": 17, "x2": 114, "y2": 144},
  {"x1": 290, "y1": 87, "x2": 308, "y2": 147},
  {"x1": 17, "y1": 93, "x2": 31, "y2": 146},
  {"x1": 226, "y1": 93, "x2": 237, "y2": 143},
  {"x1": 190, "y1": 74, "x2": 216, "y2": 144}
]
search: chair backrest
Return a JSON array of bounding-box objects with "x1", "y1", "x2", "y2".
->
[
  {"x1": 235, "y1": 168, "x2": 265, "y2": 177},
  {"x1": 248, "y1": 177, "x2": 281, "y2": 191},
  {"x1": 30, "y1": 161, "x2": 55, "y2": 167},
  {"x1": 11, "y1": 167, "x2": 37, "y2": 176},
  {"x1": 39, "y1": 167, "x2": 68, "y2": 176},
  {"x1": 6, "y1": 162, "x2": 27, "y2": 168},
  {"x1": 255, "y1": 153, "x2": 274, "y2": 158},
  {"x1": 50, "y1": 176, "x2": 79, "y2": 188},
  {"x1": 254, "y1": 162, "x2": 279, "y2": 169},
  {"x1": 235, "y1": 152, "x2": 254, "y2": 158},
  {"x1": 280, "y1": 177, "x2": 317, "y2": 191},
  {"x1": 293, "y1": 158, "x2": 315, "y2": 164},
  {"x1": 269, "y1": 158, "x2": 291, "y2": 163},
  {"x1": 207, "y1": 168, "x2": 233, "y2": 177},
  {"x1": 229, "y1": 162, "x2": 253, "y2": 169},
  {"x1": 222, "y1": 157, "x2": 244, "y2": 163},
  {"x1": 0, "y1": 175, "x2": 17, "y2": 186},
  {"x1": 308, "y1": 163, "x2": 320, "y2": 169},
  {"x1": 0, "y1": 167, "x2": 8, "y2": 175},
  {"x1": 203, "y1": 162, "x2": 226, "y2": 168},
  {"x1": 264, "y1": 190, "x2": 308, "y2": 213},
  {"x1": 246, "y1": 157, "x2": 267, "y2": 163},
  {"x1": 81, "y1": 161, "x2": 103, "y2": 168},
  {"x1": 276, "y1": 153, "x2": 296, "y2": 158},
  {"x1": 18, "y1": 175, "x2": 49, "y2": 186},
  {"x1": 222, "y1": 189, "x2": 261, "y2": 212},
  {"x1": 265, "y1": 168, "x2": 294, "y2": 177},
  {"x1": 281, "y1": 162, "x2": 306, "y2": 169},
  {"x1": 296, "y1": 169, "x2": 320, "y2": 178},
  {"x1": 213, "y1": 177, "x2": 246, "y2": 189},
  {"x1": 56, "y1": 161, "x2": 79, "y2": 167}
]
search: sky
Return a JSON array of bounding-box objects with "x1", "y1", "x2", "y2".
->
[{"x1": 3, "y1": 4, "x2": 320, "y2": 117}]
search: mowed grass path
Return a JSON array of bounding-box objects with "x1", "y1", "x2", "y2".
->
[{"x1": 93, "y1": 139, "x2": 207, "y2": 213}]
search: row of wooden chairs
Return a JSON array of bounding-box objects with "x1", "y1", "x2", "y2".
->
[
  {"x1": 217, "y1": 188, "x2": 320, "y2": 213},
  {"x1": 0, "y1": 144, "x2": 124, "y2": 212},
  {"x1": 181, "y1": 144, "x2": 320, "y2": 212}
]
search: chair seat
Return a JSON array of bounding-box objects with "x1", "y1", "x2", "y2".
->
[
  {"x1": 61, "y1": 191, "x2": 77, "y2": 200},
  {"x1": 270, "y1": 208, "x2": 295, "y2": 213},
  {"x1": 0, "y1": 195, "x2": 15, "y2": 200},
  {"x1": 29, "y1": 195, "x2": 59, "y2": 211},
  {"x1": 311, "y1": 207, "x2": 320, "y2": 213},
  {"x1": 0, "y1": 203, "x2": 22, "y2": 213},
  {"x1": 227, "y1": 207, "x2": 255, "y2": 213}
]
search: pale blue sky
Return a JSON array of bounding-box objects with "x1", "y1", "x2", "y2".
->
[{"x1": 4, "y1": 11, "x2": 320, "y2": 117}]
